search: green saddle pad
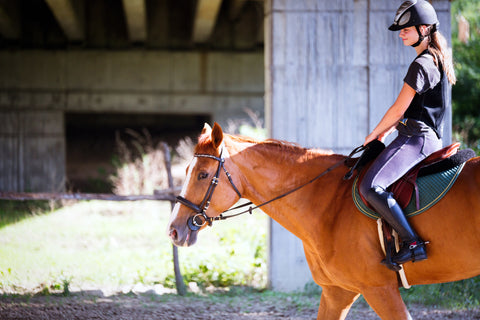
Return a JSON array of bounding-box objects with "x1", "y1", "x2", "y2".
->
[{"x1": 352, "y1": 163, "x2": 465, "y2": 219}]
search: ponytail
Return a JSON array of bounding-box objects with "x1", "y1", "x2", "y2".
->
[{"x1": 426, "y1": 26, "x2": 456, "y2": 85}]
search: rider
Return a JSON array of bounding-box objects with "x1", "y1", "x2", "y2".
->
[{"x1": 359, "y1": 0, "x2": 456, "y2": 266}]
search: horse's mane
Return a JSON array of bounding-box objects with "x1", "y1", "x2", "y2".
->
[
  {"x1": 195, "y1": 131, "x2": 342, "y2": 163},
  {"x1": 231, "y1": 134, "x2": 304, "y2": 151}
]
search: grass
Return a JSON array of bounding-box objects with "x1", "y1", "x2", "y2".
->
[
  {"x1": 401, "y1": 278, "x2": 480, "y2": 309},
  {"x1": 0, "y1": 199, "x2": 478, "y2": 311},
  {"x1": 0, "y1": 200, "x2": 267, "y2": 295},
  {"x1": 0, "y1": 200, "x2": 57, "y2": 229}
]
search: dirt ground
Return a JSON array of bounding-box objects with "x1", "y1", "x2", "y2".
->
[{"x1": 1, "y1": 290, "x2": 479, "y2": 320}]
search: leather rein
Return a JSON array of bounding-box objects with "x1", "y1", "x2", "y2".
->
[{"x1": 176, "y1": 145, "x2": 364, "y2": 231}]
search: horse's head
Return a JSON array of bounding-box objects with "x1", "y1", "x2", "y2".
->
[{"x1": 167, "y1": 122, "x2": 243, "y2": 247}]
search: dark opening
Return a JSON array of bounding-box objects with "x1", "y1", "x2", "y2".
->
[{"x1": 65, "y1": 113, "x2": 210, "y2": 193}]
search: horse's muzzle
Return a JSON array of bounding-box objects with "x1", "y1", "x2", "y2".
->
[{"x1": 168, "y1": 222, "x2": 198, "y2": 247}]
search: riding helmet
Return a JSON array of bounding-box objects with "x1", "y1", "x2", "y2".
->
[{"x1": 388, "y1": 0, "x2": 439, "y2": 31}]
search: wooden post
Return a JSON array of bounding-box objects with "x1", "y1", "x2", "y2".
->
[
  {"x1": 161, "y1": 142, "x2": 187, "y2": 296},
  {"x1": 0, "y1": 191, "x2": 178, "y2": 201}
]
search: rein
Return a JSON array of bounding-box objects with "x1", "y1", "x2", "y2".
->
[{"x1": 176, "y1": 145, "x2": 365, "y2": 231}]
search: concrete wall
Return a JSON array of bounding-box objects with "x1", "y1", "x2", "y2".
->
[
  {"x1": 0, "y1": 110, "x2": 65, "y2": 192},
  {"x1": 0, "y1": 50, "x2": 264, "y2": 191},
  {"x1": 265, "y1": 0, "x2": 452, "y2": 291}
]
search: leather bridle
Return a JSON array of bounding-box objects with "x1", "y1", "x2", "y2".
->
[
  {"x1": 175, "y1": 144, "x2": 365, "y2": 232},
  {"x1": 175, "y1": 148, "x2": 242, "y2": 231}
]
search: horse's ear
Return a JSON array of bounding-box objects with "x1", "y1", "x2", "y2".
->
[
  {"x1": 201, "y1": 123, "x2": 212, "y2": 135},
  {"x1": 211, "y1": 122, "x2": 224, "y2": 149}
]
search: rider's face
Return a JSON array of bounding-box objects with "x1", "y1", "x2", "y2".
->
[{"x1": 399, "y1": 26, "x2": 419, "y2": 46}]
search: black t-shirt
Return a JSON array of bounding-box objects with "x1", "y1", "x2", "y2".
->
[{"x1": 403, "y1": 50, "x2": 448, "y2": 138}]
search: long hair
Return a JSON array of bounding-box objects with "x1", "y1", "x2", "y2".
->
[{"x1": 425, "y1": 25, "x2": 456, "y2": 85}]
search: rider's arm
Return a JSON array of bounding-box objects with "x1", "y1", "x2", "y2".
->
[{"x1": 364, "y1": 82, "x2": 416, "y2": 146}]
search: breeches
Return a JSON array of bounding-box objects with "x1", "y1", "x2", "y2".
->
[{"x1": 359, "y1": 130, "x2": 442, "y2": 202}]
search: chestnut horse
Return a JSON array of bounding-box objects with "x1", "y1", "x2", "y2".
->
[{"x1": 167, "y1": 123, "x2": 480, "y2": 320}]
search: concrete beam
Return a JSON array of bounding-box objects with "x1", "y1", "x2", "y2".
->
[
  {"x1": 193, "y1": 0, "x2": 223, "y2": 43},
  {"x1": 45, "y1": 0, "x2": 83, "y2": 41},
  {"x1": 122, "y1": 0, "x2": 147, "y2": 43},
  {"x1": 0, "y1": 1, "x2": 20, "y2": 39}
]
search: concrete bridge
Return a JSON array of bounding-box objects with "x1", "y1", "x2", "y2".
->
[{"x1": 0, "y1": 0, "x2": 452, "y2": 292}]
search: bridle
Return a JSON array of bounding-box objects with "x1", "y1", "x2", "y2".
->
[
  {"x1": 176, "y1": 144, "x2": 366, "y2": 231},
  {"x1": 175, "y1": 148, "x2": 242, "y2": 231}
]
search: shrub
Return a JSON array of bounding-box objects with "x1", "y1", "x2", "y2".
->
[
  {"x1": 451, "y1": 0, "x2": 480, "y2": 154},
  {"x1": 110, "y1": 129, "x2": 168, "y2": 195}
]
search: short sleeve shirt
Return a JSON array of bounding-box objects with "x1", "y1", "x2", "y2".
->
[
  {"x1": 401, "y1": 51, "x2": 447, "y2": 138},
  {"x1": 403, "y1": 53, "x2": 441, "y2": 94}
]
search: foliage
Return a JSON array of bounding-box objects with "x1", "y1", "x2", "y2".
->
[
  {"x1": 110, "y1": 129, "x2": 168, "y2": 195},
  {"x1": 226, "y1": 108, "x2": 267, "y2": 139},
  {"x1": 173, "y1": 136, "x2": 195, "y2": 165},
  {"x1": 451, "y1": 0, "x2": 480, "y2": 153},
  {"x1": 402, "y1": 277, "x2": 480, "y2": 309},
  {"x1": 177, "y1": 220, "x2": 267, "y2": 289}
]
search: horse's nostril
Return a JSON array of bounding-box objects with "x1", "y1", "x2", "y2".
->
[{"x1": 169, "y1": 228, "x2": 178, "y2": 241}]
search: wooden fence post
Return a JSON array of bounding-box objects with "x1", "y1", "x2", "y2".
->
[{"x1": 161, "y1": 142, "x2": 187, "y2": 296}]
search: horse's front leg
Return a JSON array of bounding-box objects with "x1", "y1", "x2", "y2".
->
[
  {"x1": 361, "y1": 285, "x2": 412, "y2": 320},
  {"x1": 317, "y1": 286, "x2": 360, "y2": 320}
]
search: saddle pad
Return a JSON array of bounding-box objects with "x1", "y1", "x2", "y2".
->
[{"x1": 352, "y1": 163, "x2": 465, "y2": 219}]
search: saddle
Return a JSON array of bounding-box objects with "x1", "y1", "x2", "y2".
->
[
  {"x1": 391, "y1": 142, "x2": 459, "y2": 209},
  {"x1": 347, "y1": 141, "x2": 476, "y2": 214}
]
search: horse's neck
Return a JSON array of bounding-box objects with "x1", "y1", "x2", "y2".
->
[{"x1": 227, "y1": 138, "x2": 344, "y2": 241}]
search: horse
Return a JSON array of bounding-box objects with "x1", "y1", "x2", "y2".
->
[{"x1": 167, "y1": 122, "x2": 480, "y2": 320}]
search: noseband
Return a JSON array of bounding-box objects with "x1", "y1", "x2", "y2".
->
[{"x1": 175, "y1": 149, "x2": 242, "y2": 231}]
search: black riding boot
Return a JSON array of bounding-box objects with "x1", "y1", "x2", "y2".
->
[{"x1": 367, "y1": 187, "x2": 427, "y2": 264}]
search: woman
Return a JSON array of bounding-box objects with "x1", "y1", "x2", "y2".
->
[{"x1": 359, "y1": 0, "x2": 456, "y2": 267}]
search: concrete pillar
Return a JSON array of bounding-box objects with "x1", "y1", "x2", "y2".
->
[
  {"x1": 264, "y1": 0, "x2": 452, "y2": 291},
  {"x1": 265, "y1": 0, "x2": 369, "y2": 292}
]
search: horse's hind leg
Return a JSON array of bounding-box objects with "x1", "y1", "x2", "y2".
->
[
  {"x1": 317, "y1": 286, "x2": 360, "y2": 320},
  {"x1": 361, "y1": 285, "x2": 412, "y2": 320}
]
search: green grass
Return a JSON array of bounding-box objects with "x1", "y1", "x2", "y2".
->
[
  {"x1": 0, "y1": 200, "x2": 57, "y2": 229},
  {"x1": 401, "y1": 278, "x2": 480, "y2": 309},
  {"x1": 0, "y1": 200, "x2": 267, "y2": 294},
  {"x1": 0, "y1": 200, "x2": 478, "y2": 310}
]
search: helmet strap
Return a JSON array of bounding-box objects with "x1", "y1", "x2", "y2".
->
[{"x1": 411, "y1": 25, "x2": 425, "y2": 47}]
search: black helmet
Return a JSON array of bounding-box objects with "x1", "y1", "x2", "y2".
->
[{"x1": 388, "y1": 0, "x2": 439, "y2": 31}]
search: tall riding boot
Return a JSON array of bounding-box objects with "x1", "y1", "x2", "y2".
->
[{"x1": 367, "y1": 187, "x2": 427, "y2": 264}]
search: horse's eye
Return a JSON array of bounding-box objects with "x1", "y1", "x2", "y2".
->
[{"x1": 197, "y1": 172, "x2": 209, "y2": 180}]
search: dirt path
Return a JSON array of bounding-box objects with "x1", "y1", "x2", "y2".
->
[{"x1": 1, "y1": 291, "x2": 479, "y2": 320}]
